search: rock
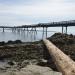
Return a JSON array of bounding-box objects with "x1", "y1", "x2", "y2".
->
[
  {"x1": 20, "y1": 60, "x2": 29, "y2": 67},
  {"x1": 0, "y1": 65, "x2": 62, "y2": 75},
  {"x1": 21, "y1": 65, "x2": 52, "y2": 72},
  {"x1": 41, "y1": 59, "x2": 47, "y2": 63},
  {"x1": 37, "y1": 59, "x2": 48, "y2": 66},
  {"x1": 30, "y1": 59, "x2": 39, "y2": 65},
  {"x1": 8, "y1": 61, "x2": 15, "y2": 66},
  {"x1": 21, "y1": 65, "x2": 62, "y2": 75}
]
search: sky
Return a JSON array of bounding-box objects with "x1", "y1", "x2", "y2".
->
[{"x1": 0, "y1": 0, "x2": 75, "y2": 26}]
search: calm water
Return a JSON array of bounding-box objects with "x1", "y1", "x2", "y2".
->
[{"x1": 0, "y1": 27, "x2": 75, "y2": 42}]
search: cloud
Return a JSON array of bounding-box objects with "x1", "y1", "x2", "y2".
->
[{"x1": 0, "y1": 0, "x2": 75, "y2": 26}]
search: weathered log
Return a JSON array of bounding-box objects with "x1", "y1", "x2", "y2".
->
[{"x1": 43, "y1": 39, "x2": 75, "y2": 75}]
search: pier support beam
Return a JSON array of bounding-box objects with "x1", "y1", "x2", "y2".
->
[
  {"x1": 27, "y1": 27, "x2": 29, "y2": 37},
  {"x1": 43, "y1": 39, "x2": 75, "y2": 75},
  {"x1": 43, "y1": 27, "x2": 44, "y2": 33},
  {"x1": 27, "y1": 27, "x2": 28, "y2": 31},
  {"x1": 62, "y1": 26, "x2": 63, "y2": 34},
  {"x1": 66, "y1": 26, "x2": 67, "y2": 34},
  {"x1": 24, "y1": 28, "x2": 25, "y2": 31},
  {"x1": 42, "y1": 27, "x2": 45, "y2": 39},
  {"x1": 12, "y1": 28, "x2": 14, "y2": 32},
  {"x1": 46, "y1": 27, "x2": 48, "y2": 38},
  {"x1": 34, "y1": 27, "x2": 36, "y2": 31},
  {"x1": 3, "y1": 27, "x2": 4, "y2": 32}
]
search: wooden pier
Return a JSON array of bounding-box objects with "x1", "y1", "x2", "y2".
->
[{"x1": 0, "y1": 20, "x2": 75, "y2": 35}]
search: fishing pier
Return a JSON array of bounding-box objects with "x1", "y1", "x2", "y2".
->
[{"x1": 0, "y1": 20, "x2": 75, "y2": 37}]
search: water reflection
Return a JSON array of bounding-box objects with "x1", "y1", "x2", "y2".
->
[{"x1": 0, "y1": 27, "x2": 75, "y2": 42}]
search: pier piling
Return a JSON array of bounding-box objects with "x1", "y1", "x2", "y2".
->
[
  {"x1": 62, "y1": 26, "x2": 63, "y2": 34},
  {"x1": 66, "y1": 26, "x2": 67, "y2": 34},
  {"x1": 46, "y1": 27, "x2": 48, "y2": 38},
  {"x1": 3, "y1": 27, "x2": 4, "y2": 32}
]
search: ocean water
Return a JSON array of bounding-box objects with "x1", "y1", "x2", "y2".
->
[{"x1": 0, "y1": 26, "x2": 75, "y2": 42}]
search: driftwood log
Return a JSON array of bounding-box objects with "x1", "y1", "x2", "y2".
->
[{"x1": 43, "y1": 39, "x2": 75, "y2": 75}]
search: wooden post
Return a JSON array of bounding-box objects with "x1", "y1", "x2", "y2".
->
[
  {"x1": 35, "y1": 27, "x2": 36, "y2": 31},
  {"x1": 43, "y1": 39, "x2": 75, "y2": 75},
  {"x1": 3, "y1": 27, "x2": 4, "y2": 32},
  {"x1": 27, "y1": 27, "x2": 28, "y2": 31},
  {"x1": 12, "y1": 28, "x2": 14, "y2": 32},
  {"x1": 46, "y1": 27, "x2": 47, "y2": 38},
  {"x1": 62, "y1": 26, "x2": 63, "y2": 34},
  {"x1": 24, "y1": 28, "x2": 25, "y2": 31},
  {"x1": 27, "y1": 27, "x2": 29, "y2": 37},
  {"x1": 34, "y1": 30, "x2": 36, "y2": 40},
  {"x1": 42, "y1": 27, "x2": 44, "y2": 39},
  {"x1": 66, "y1": 26, "x2": 67, "y2": 34},
  {"x1": 32, "y1": 27, "x2": 33, "y2": 32},
  {"x1": 35, "y1": 27, "x2": 37, "y2": 34}
]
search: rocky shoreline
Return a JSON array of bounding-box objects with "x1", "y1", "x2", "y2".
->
[{"x1": 0, "y1": 33, "x2": 75, "y2": 75}]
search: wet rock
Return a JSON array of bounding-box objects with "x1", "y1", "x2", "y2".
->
[
  {"x1": 30, "y1": 59, "x2": 39, "y2": 65},
  {"x1": 8, "y1": 61, "x2": 15, "y2": 66},
  {"x1": 0, "y1": 65, "x2": 62, "y2": 75},
  {"x1": 19, "y1": 65, "x2": 62, "y2": 75},
  {"x1": 18, "y1": 60, "x2": 30, "y2": 69}
]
